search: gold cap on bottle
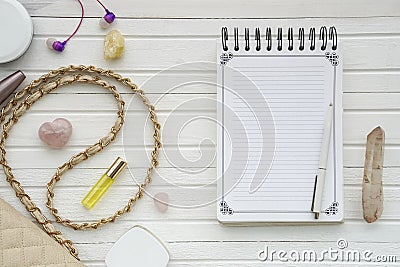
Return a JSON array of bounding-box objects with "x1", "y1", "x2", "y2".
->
[{"x1": 106, "y1": 157, "x2": 127, "y2": 180}]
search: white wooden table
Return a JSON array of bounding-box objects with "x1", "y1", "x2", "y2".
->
[{"x1": 1, "y1": 0, "x2": 400, "y2": 266}]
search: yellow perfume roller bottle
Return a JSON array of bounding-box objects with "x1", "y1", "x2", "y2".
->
[{"x1": 82, "y1": 157, "x2": 127, "y2": 210}]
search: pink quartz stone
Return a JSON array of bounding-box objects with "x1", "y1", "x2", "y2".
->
[
  {"x1": 154, "y1": 192, "x2": 169, "y2": 213},
  {"x1": 38, "y1": 118, "x2": 72, "y2": 148}
]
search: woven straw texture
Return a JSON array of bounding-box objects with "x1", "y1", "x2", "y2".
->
[{"x1": 0, "y1": 198, "x2": 84, "y2": 266}]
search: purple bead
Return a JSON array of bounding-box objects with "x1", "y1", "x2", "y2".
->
[
  {"x1": 52, "y1": 41, "x2": 66, "y2": 52},
  {"x1": 104, "y1": 10, "x2": 115, "y2": 24}
]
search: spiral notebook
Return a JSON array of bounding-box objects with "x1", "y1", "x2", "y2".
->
[{"x1": 217, "y1": 26, "x2": 343, "y2": 223}]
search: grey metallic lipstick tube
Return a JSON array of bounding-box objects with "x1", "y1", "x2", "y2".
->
[{"x1": 0, "y1": 71, "x2": 26, "y2": 104}]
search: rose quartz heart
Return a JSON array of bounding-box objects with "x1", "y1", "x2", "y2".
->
[{"x1": 38, "y1": 118, "x2": 72, "y2": 148}]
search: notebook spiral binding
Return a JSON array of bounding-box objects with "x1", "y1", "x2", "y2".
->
[{"x1": 222, "y1": 26, "x2": 337, "y2": 52}]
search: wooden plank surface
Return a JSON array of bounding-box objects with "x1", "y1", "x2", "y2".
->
[
  {"x1": 18, "y1": 0, "x2": 400, "y2": 18},
  {"x1": 0, "y1": 0, "x2": 399, "y2": 266}
]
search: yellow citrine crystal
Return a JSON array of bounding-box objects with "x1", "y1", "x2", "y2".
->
[{"x1": 104, "y1": 30, "x2": 125, "y2": 60}]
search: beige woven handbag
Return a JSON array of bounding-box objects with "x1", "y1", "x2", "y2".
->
[{"x1": 0, "y1": 198, "x2": 84, "y2": 266}]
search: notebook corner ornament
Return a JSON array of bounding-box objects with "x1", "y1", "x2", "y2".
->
[
  {"x1": 220, "y1": 52, "x2": 233, "y2": 65},
  {"x1": 325, "y1": 52, "x2": 339, "y2": 66},
  {"x1": 220, "y1": 200, "x2": 234, "y2": 215},
  {"x1": 324, "y1": 201, "x2": 339, "y2": 216}
]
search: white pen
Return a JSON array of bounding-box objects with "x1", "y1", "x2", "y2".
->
[{"x1": 312, "y1": 103, "x2": 333, "y2": 219}]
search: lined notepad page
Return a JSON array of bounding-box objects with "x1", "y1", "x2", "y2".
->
[{"x1": 217, "y1": 49, "x2": 343, "y2": 223}]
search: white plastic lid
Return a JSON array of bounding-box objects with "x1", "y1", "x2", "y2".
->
[
  {"x1": 106, "y1": 225, "x2": 170, "y2": 267},
  {"x1": 0, "y1": 0, "x2": 33, "y2": 63}
]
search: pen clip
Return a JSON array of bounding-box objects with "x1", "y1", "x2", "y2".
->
[{"x1": 311, "y1": 174, "x2": 318, "y2": 211}]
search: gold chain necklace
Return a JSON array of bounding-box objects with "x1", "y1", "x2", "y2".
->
[{"x1": 0, "y1": 65, "x2": 161, "y2": 260}]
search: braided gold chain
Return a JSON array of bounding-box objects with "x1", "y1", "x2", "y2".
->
[{"x1": 0, "y1": 65, "x2": 161, "y2": 260}]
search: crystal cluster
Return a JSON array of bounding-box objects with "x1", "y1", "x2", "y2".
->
[{"x1": 104, "y1": 30, "x2": 125, "y2": 60}]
